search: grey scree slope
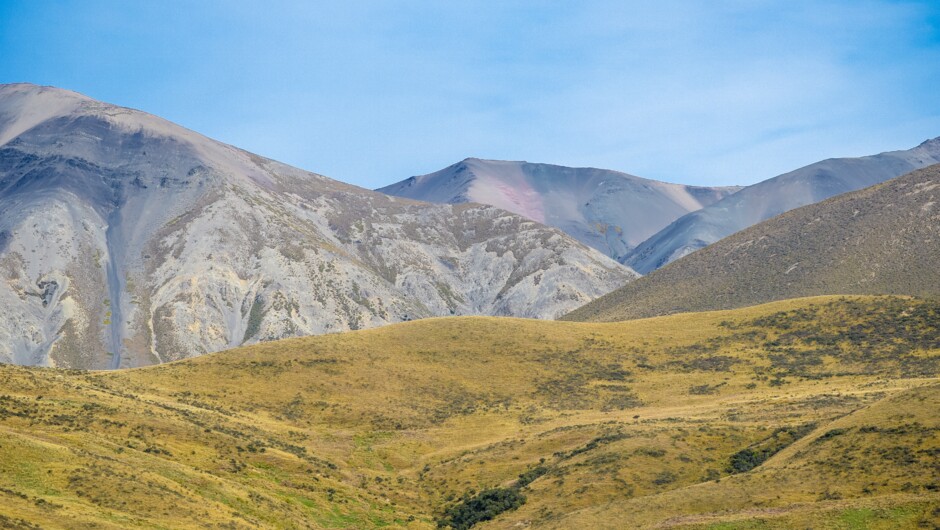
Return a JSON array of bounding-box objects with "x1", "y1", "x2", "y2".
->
[{"x1": 0, "y1": 84, "x2": 636, "y2": 369}]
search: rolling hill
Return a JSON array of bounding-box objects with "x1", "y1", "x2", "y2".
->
[
  {"x1": 564, "y1": 163, "x2": 940, "y2": 323},
  {"x1": 625, "y1": 137, "x2": 940, "y2": 273},
  {"x1": 0, "y1": 295, "x2": 937, "y2": 528},
  {"x1": 0, "y1": 83, "x2": 634, "y2": 369},
  {"x1": 378, "y1": 158, "x2": 741, "y2": 261}
]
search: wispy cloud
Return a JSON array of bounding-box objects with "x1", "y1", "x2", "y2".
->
[{"x1": 2, "y1": 1, "x2": 939, "y2": 187}]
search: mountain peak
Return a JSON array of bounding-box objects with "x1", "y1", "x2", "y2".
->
[
  {"x1": 0, "y1": 83, "x2": 95, "y2": 146},
  {"x1": 0, "y1": 82, "x2": 92, "y2": 100},
  {"x1": 0, "y1": 83, "x2": 295, "y2": 191}
]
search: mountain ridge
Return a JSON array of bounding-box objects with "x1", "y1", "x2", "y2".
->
[
  {"x1": 378, "y1": 157, "x2": 742, "y2": 261},
  {"x1": 624, "y1": 136, "x2": 940, "y2": 273}
]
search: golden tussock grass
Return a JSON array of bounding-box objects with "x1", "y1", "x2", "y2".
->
[{"x1": 0, "y1": 295, "x2": 937, "y2": 528}]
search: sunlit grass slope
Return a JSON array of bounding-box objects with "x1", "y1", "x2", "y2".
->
[
  {"x1": 547, "y1": 382, "x2": 940, "y2": 529},
  {"x1": 0, "y1": 295, "x2": 937, "y2": 528}
]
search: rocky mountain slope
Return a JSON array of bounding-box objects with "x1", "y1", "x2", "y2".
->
[
  {"x1": 378, "y1": 158, "x2": 741, "y2": 261},
  {"x1": 564, "y1": 163, "x2": 940, "y2": 323},
  {"x1": 0, "y1": 296, "x2": 936, "y2": 528},
  {"x1": 625, "y1": 137, "x2": 940, "y2": 273},
  {"x1": 0, "y1": 83, "x2": 635, "y2": 369}
]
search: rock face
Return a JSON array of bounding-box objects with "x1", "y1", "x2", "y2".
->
[
  {"x1": 378, "y1": 158, "x2": 741, "y2": 261},
  {"x1": 625, "y1": 138, "x2": 940, "y2": 273},
  {"x1": 0, "y1": 84, "x2": 636, "y2": 368},
  {"x1": 564, "y1": 163, "x2": 940, "y2": 323}
]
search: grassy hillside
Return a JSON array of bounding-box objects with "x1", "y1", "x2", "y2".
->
[
  {"x1": 547, "y1": 382, "x2": 940, "y2": 529},
  {"x1": 0, "y1": 295, "x2": 938, "y2": 529},
  {"x1": 564, "y1": 164, "x2": 940, "y2": 323}
]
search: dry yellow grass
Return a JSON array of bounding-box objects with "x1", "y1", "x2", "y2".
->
[{"x1": 0, "y1": 295, "x2": 937, "y2": 529}]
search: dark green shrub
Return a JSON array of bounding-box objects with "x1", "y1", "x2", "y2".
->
[
  {"x1": 728, "y1": 423, "x2": 816, "y2": 473},
  {"x1": 516, "y1": 466, "x2": 548, "y2": 488},
  {"x1": 728, "y1": 448, "x2": 765, "y2": 473},
  {"x1": 815, "y1": 428, "x2": 848, "y2": 441},
  {"x1": 438, "y1": 488, "x2": 526, "y2": 529}
]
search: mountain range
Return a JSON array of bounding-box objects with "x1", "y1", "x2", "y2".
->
[
  {"x1": 379, "y1": 158, "x2": 741, "y2": 261},
  {"x1": 565, "y1": 162, "x2": 940, "y2": 322},
  {"x1": 5, "y1": 82, "x2": 940, "y2": 373},
  {"x1": 380, "y1": 139, "x2": 940, "y2": 278},
  {"x1": 1, "y1": 82, "x2": 939, "y2": 530},
  {"x1": 0, "y1": 83, "x2": 634, "y2": 369}
]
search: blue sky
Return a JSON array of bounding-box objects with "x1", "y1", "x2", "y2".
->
[{"x1": 2, "y1": 1, "x2": 940, "y2": 188}]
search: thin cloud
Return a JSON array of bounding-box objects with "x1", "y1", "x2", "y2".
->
[{"x1": 1, "y1": 1, "x2": 939, "y2": 187}]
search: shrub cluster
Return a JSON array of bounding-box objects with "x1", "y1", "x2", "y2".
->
[
  {"x1": 437, "y1": 488, "x2": 526, "y2": 530},
  {"x1": 728, "y1": 423, "x2": 816, "y2": 473}
]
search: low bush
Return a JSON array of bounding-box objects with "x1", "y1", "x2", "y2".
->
[{"x1": 438, "y1": 488, "x2": 526, "y2": 529}]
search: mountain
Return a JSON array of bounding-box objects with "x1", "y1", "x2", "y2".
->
[
  {"x1": 564, "y1": 163, "x2": 940, "y2": 323},
  {"x1": 0, "y1": 83, "x2": 635, "y2": 369},
  {"x1": 625, "y1": 137, "x2": 940, "y2": 273},
  {"x1": 0, "y1": 295, "x2": 937, "y2": 528},
  {"x1": 378, "y1": 158, "x2": 741, "y2": 261}
]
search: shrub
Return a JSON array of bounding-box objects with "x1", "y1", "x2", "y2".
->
[
  {"x1": 516, "y1": 466, "x2": 549, "y2": 488},
  {"x1": 728, "y1": 448, "x2": 765, "y2": 473},
  {"x1": 652, "y1": 471, "x2": 677, "y2": 485},
  {"x1": 438, "y1": 488, "x2": 526, "y2": 529},
  {"x1": 728, "y1": 423, "x2": 816, "y2": 473},
  {"x1": 815, "y1": 428, "x2": 848, "y2": 442}
]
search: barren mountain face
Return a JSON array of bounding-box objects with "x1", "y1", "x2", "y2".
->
[
  {"x1": 0, "y1": 84, "x2": 635, "y2": 369},
  {"x1": 379, "y1": 158, "x2": 741, "y2": 261},
  {"x1": 625, "y1": 138, "x2": 940, "y2": 273}
]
